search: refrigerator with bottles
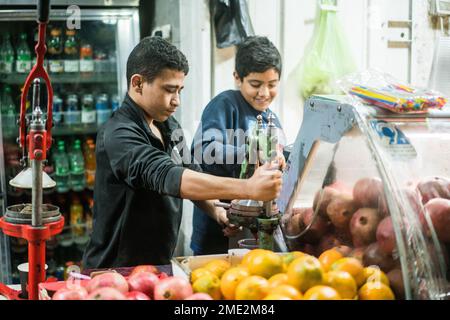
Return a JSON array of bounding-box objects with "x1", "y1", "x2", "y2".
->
[{"x1": 0, "y1": 0, "x2": 140, "y2": 284}]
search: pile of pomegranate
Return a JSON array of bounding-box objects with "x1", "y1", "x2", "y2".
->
[
  {"x1": 282, "y1": 175, "x2": 450, "y2": 299},
  {"x1": 51, "y1": 265, "x2": 211, "y2": 300}
]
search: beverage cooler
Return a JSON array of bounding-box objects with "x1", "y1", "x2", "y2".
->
[{"x1": 0, "y1": 0, "x2": 140, "y2": 284}]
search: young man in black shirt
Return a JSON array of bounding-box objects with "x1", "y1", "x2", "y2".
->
[{"x1": 82, "y1": 36, "x2": 282, "y2": 268}]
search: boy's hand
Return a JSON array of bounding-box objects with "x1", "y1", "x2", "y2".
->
[{"x1": 215, "y1": 208, "x2": 240, "y2": 237}]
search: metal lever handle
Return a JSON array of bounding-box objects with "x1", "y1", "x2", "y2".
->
[{"x1": 37, "y1": 0, "x2": 50, "y2": 23}]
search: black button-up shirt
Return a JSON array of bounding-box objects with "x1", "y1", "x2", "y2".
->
[{"x1": 82, "y1": 94, "x2": 200, "y2": 268}]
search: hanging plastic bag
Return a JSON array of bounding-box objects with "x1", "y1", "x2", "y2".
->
[
  {"x1": 296, "y1": 0, "x2": 356, "y2": 100},
  {"x1": 338, "y1": 69, "x2": 447, "y2": 114},
  {"x1": 210, "y1": 0, "x2": 255, "y2": 49}
]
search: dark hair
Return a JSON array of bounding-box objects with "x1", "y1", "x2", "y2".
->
[
  {"x1": 126, "y1": 36, "x2": 189, "y2": 88},
  {"x1": 235, "y1": 36, "x2": 282, "y2": 80}
]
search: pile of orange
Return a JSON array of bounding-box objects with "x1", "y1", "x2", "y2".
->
[{"x1": 188, "y1": 247, "x2": 396, "y2": 300}]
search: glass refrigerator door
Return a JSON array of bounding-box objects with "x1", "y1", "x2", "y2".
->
[{"x1": 0, "y1": 8, "x2": 139, "y2": 283}]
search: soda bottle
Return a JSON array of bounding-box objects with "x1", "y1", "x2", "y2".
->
[
  {"x1": 0, "y1": 34, "x2": 15, "y2": 73},
  {"x1": 63, "y1": 29, "x2": 79, "y2": 72},
  {"x1": 111, "y1": 93, "x2": 121, "y2": 112},
  {"x1": 84, "y1": 139, "x2": 96, "y2": 190},
  {"x1": 47, "y1": 27, "x2": 64, "y2": 73},
  {"x1": 53, "y1": 140, "x2": 70, "y2": 193},
  {"x1": 52, "y1": 94, "x2": 63, "y2": 125},
  {"x1": 69, "y1": 139, "x2": 86, "y2": 192},
  {"x1": 16, "y1": 32, "x2": 32, "y2": 73},
  {"x1": 65, "y1": 94, "x2": 81, "y2": 125},
  {"x1": 1, "y1": 85, "x2": 17, "y2": 138},
  {"x1": 79, "y1": 43, "x2": 94, "y2": 73},
  {"x1": 96, "y1": 93, "x2": 111, "y2": 125},
  {"x1": 81, "y1": 94, "x2": 95, "y2": 124},
  {"x1": 70, "y1": 194, "x2": 84, "y2": 238}
]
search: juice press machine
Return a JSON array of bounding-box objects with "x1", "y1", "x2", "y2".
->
[
  {"x1": 215, "y1": 114, "x2": 282, "y2": 251},
  {"x1": 0, "y1": 0, "x2": 64, "y2": 300}
]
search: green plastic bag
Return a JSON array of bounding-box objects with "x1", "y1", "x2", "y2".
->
[{"x1": 297, "y1": 0, "x2": 356, "y2": 100}]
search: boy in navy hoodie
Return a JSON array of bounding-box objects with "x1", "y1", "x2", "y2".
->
[{"x1": 191, "y1": 36, "x2": 285, "y2": 255}]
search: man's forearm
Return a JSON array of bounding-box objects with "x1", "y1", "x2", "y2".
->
[{"x1": 180, "y1": 169, "x2": 249, "y2": 201}]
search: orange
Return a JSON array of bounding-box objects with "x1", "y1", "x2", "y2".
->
[
  {"x1": 304, "y1": 285, "x2": 341, "y2": 300},
  {"x1": 319, "y1": 249, "x2": 344, "y2": 272},
  {"x1": 263, "y1": 293, "x2": 292, "y2": 300},
  {"x1": 235, "y1": 276, "x2": 270, "y2": 300},
  {"x1": 190, "y1": 268, "x2": 214, "y2": 283},
  {"x1": 241, "y1": 249, "x2": 267, "y2": 266},
  {"x1": 323, "y1": 271, "x2": 357, "y2": 299},
  {"x1": 330, "y1": 257, "x2": 365, "y2": 287},
  {"x1": 271, "y1": 284, "x2": 303, "y2": 300},
  {"x1": 287, "y1": 256, "x2": 324, "y2": 293},
  {"x1": 220, "y1": 267, "x2": 250, "y2": 300},
  {"x1": 358, "y1": 282, "x2": 395, "y2": 300},
  {"x1": 363, "y1": 267, "x2": 390, "y2": 286},
  {"x1": 192, "y1": 273, "x2": 222, "y2": 300},
  {"x1": 282, "y1": 251, "x2": 306, "y2": 272},
  {"x1": 246, "y1": 250, "x2": 283, "y2": 279},
  {"x1": 268, "y1": 273, "x2": 289, "y2": 289},
  {"x1": 204, "y1": 259, "x2": 231, "y2": 279}
]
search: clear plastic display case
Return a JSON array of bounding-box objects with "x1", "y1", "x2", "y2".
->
[{"x1": 277, "y1": 95, "x2": 450, "y2": 300}]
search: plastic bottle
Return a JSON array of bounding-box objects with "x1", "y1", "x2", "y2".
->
[
  {"x1": 69, "y1": 139, "x2": 86, "y2": 192},
  {"x1": 53, "y1": 140, "x2": 70, "y2": 193},
  {"x1": 70, "y1": 194, "x2": 84, "y2": 238},
  {"x1": 47, "y1": 27, "x2": 64, "y2": 73},
  {"x1": 16, "y1": 32, "x2": 32, "y2": 73},
  {"x1": 1, "y1": 85, "x2": 17, "y2": 138},
  {"x1": 84, "y1": 139, "x2": 96, "y2": 190},
  {"x1": 63, "y1": 29, "x2": 79, "y2": 72},
  {"x1": 79, "y1": 43, "x2": 94, "y2": 73},
  {"x1": 52, "y1": 94, "x2": 63, "y2": 126},
  {"x1": 0, "y1": 34, "x2": 15, "y2": 73},
  {"x1": 65, "y1": 94, "x2": 81, "y2": 125},
  {"x1": 96, "y1": 93, "x2": 111, "y2": 125},
  {"x1": 81, "y1": 94, "x2": 96, "y2": 124}
]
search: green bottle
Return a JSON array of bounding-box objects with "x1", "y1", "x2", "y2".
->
[
  {"x1": 64, "y1": 29, "x2": 79, "y2": 72},
  {"x1": 0, "y1": 34, "x2": 15, "y2": 73},
  {"x1": 1, "y1": 85, "x2": 17, "y2": 138},
  {"x1": 16, "y1": 32, "x2": 32, "y2": 73}
]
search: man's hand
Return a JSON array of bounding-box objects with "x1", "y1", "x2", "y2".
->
[
  {"x1": 215, "y1": 207, "x2": 240, "y2": 237},
  {"x1": 245, "y1": 162, "x2": 282, "y2": 201}
]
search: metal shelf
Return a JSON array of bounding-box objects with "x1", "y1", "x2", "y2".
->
[
  {"x1": 0, "y1": 72, "x2": 117, "y2": 85},
  {"x1": 52, "y1": 123, "x2": 100, "y2": 136}
]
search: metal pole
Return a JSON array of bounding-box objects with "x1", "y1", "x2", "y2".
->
[{"x1": 31, "y1": 160, "x2": 43, "y2": 227}]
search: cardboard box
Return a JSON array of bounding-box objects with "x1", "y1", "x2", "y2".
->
[{"x1": 171, "y1": 249, "x2": 251, "y2": 280}]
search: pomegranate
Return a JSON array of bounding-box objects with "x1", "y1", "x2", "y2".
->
[
  {"x1": 326, "y1": 193, "x2": 357, "y2": 231},
  {"x1": 363, "y1": 242, "x2": 396, "y2": 273},
  {"x1": 350, "y1": 208, "x2": 382, "y2": 247},
  {"x1": 129, "y1": 265, "x2": 159, "y2": 276},
  {"x1": 301, "y1": 208, "x2": 329, "y2": 244},
  {"x1": 86, "y1": 272, "x2": 129, "y2": 293},
  {"x1": 284, "y1": 212, "x2": 304, "y2": 237},
  {"x1": 353, "y1": 177, "x2": 385, "y2": 209},
  {"x1": 333, "y1": 245, "x2": 352, "y2": 257},
  {"x1": 127, "y1": 271, "x2": 159, "y2": 298},
  {"x1": 376, "y1": 217, "x2": 397, "y2": 255},
  {"x1": 185, "y1": 293, "x2": 213, "y2": 300},
  {"x1": 86, "y1": 287, "x2": 126, "y2": 300},
  {"x1": 313, "y1": 187, "x2": 340, "y2": 218},
  {"x1": 387, "y1": 269, "x2": 405, "y2": 300},
  {"x1": 153, "y1": 277, "x2": 193, "y2": 300},
  {"x1": 417, "y1": 176, "x2": 450, "y2": 204},
  {"x1": 52, "y1": 286, "x2": 88, "y2": 300},
  {"x1": 125, "y1": 291, "x2": 151, "y2": 300},
  {"x1": 317, "y1": 233, "x2": 343, "y2": 254},
  {"x1": 423, "y1": 198, "x2": 450, "y2": 242}
]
